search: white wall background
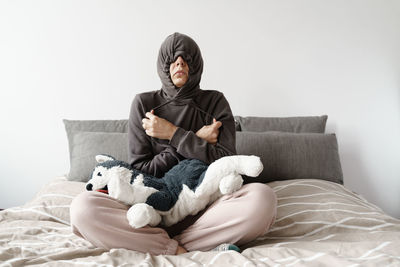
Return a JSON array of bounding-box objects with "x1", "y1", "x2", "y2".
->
[{"x1": 0, "y1": 0, "x2": 399, "y2": 218}]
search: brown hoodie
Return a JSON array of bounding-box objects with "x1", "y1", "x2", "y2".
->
[{"x1": 128, "y1": 33, "x2": 236, "y2": 177}]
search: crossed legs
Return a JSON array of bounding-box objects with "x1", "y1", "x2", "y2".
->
[{"x1": 70, "y1": 183, "x2": 277, "y2": 255}]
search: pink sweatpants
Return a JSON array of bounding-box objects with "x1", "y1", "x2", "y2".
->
[{"x1": 70, "y1": 183, "x2": 277, "y2": 255}]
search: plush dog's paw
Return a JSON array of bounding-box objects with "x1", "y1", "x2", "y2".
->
[
  {"x1": 219, "y1": 173, "x2": 243, "y2": 195},
  {"x1": 241, "y1": 155, "x2": 263, "y2": 177},
  {"x1": 127, "y1": 203, "x2": 161, "y2": 228}
]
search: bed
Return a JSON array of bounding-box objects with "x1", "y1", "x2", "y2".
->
[{"x1": 1, "y1": 115, "x2": 399, "y2": 266}]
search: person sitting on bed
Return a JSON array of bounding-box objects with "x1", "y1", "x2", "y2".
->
[{"x1": 70, "y1": 32, "x2": 277, "y2": 255}]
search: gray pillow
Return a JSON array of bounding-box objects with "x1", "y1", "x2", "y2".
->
[
  {"x1": 66, "y1": 131, "x2": 129, "y2": 182},
  {"x1": 236, "y1": 131, "x2": 343, "y2": 184},
  {"x1": 234, "y1": 115, "x2": 328, "y2": 133},
  {"x1": 63, "y1": 119, "x2": 129, "y2": 182},
  {"x1": 63, "y1": 119, "x2": 128, "y2": 136}
]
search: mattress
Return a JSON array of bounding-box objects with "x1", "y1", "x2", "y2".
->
[{"x1": 1, "y1": 178, "x2": 399, "y2": 266}]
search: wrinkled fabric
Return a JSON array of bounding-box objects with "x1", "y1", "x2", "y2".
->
[{"x1": 4, "y1": 177, "x2": 400, "y2": 266}]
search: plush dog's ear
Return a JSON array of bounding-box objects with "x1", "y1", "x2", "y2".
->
[{"x1": 96, "y1": 154, "x2": 115, "y2": 163}]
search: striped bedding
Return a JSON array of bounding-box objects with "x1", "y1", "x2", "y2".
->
[{"x1": 1, "y1": 177, "x2": 399, "y2": 266}]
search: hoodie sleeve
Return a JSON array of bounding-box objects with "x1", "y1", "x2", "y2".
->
[
  {"x1": 128, "y1": 95, "x2": 181, "y2": 177},
  {"x1": 169, "y1": 93, "x2": 237, "y2": 164}
]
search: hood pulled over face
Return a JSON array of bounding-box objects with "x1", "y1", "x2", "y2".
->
[{"x1": 157, "y1": 32, "x2": 203, "y2": 100}]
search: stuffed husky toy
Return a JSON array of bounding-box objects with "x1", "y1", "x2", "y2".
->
[{"x1": 86, "y1": 154, "x2": 263, "y2": 228}]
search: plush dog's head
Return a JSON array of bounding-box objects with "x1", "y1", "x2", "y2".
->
[{"x1": 86, "y1": 155, "x2": 133, "y2": 194}]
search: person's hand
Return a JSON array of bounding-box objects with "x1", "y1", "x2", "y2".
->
[
  {"x1": 196, "y1": 118, "x2": 222, "y2": 145},
  {"x1": 142, "y1": 110, "x2": 178, "y2": 140}
]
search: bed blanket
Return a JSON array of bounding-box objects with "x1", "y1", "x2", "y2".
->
[{"x1": 1, "y1": 177, "x2": 399, "y2": 266}]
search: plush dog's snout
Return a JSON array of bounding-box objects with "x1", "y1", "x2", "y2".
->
[{"x1": 86, "y1": 183, "x2": 93, "y2": 191}]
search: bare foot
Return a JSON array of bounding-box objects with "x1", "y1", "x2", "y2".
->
[{"x1": 176, "y1": 245, "x2": 187, "y2": 255}]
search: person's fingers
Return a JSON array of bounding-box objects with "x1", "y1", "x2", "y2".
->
[
  {"x1": 213, "y1": 118, "x2": 217, "y2": 123},
  {"x1": 213, "y1": 120, "x2": 222, "y2": 129},
  {"x1": 142, "y1": 118, "x2": 151, "y2": 124},
  {"x1": 151, "y1": 110, "x2": 154, "y2": 114},
  {"x1": 142, "y1": 118, "x2": 151, "y2": 129},
  {"x1": 146, "y1": 112, "x2": 156, "y2": 120}
]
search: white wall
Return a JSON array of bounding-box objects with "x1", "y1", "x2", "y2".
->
[{"x1": 0, "y1": 0, "x2": 399, "y2": 218}]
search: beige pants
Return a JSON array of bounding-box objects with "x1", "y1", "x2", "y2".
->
[{"x1": 70, "y1": 183, "x2": 277, "y2": 255}]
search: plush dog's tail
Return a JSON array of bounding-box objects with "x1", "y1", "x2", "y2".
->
[{"x1": 195, "y1": 155, "x2": 263, "y2": 197}]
